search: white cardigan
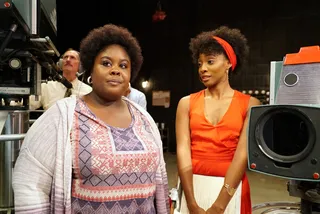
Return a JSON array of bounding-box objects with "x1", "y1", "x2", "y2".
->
[{"x1": 12, "y1": 96, "x2": 169, "y2": 214}]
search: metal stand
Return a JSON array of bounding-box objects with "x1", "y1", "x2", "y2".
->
[
  {"x1": 252, "y1": 180, "x2": 320, "y2": 213},
  {"x1": 289, "y1": 180, "x2": 320, "y2": 214},
  {"x1": 0, "y1": 207, "x2": 14, "y2": 214},
  {"x1": 0, "y1": 111, "x2": 28, "y2": 212},
  {"x1": 252, "y1": 201, "x2": 300, "y2": 213},
  {"x1": 0, "y1": 24, "x2": 18, "y2": 58}
]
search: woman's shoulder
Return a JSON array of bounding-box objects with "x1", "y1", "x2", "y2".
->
[
  {"x1": 190, "y1": 89, "x2": 204, "y2": 98},
  {"x1": 177, "y1": 90, "x2": 203, "y2": 105},
  {"x1": 234, "y1": 90, "x2": 250, "y2": 99},
  {"x1": 124, "y1": 97, "x2": 153, "y2": 119},
  {"x1": 55, "y1": 96, "x2": 77, "y2": 111},
  {"x1": 124, "y1": 97, "x2": 162, "y2": 142},
  {"x1": 188, "y1": 90, "x2": 205, "y2": 108}
]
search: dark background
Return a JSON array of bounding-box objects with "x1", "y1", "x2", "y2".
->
[{"x1": 56, "y1": 0, "x2": 320, "y2": 152}]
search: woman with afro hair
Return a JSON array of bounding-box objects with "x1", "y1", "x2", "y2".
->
[
  {"x1": 176, "y1": 26, "x2": 260, "y2": 214},
  {"x1": 13, "y1": 24, "x2": 170, "y2": 214}
]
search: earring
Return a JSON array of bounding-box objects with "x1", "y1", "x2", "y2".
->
[
  {"x1": 226, "y1": 67, "x2": 230, "y2": 74},
  {"x1": 226, "y1": 69, "x2": 230, "y2": 80},
  {"x1": 87, "y1": 76, "x2": 92, "y2": 84}
]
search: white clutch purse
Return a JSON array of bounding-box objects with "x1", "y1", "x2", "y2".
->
[{"x1": 174, "y1": 174, "x2": 242, "y2": 214}]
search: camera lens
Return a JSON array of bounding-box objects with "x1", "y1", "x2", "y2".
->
[{"x1": 255, "y1": 107, "x2": 315, "y2": 164}]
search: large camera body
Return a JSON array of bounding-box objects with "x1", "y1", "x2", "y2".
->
[
  {"x1": 248, "y1": 46, "x2": 320, "y2": 212},
  {"x1": 248, "y1": 46, "x2": 320, "y2": 181}
]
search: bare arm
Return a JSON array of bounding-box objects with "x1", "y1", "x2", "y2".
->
[
  {"x1": 211, "y1": 97, "x2": 261, "y2": 211},
  {"x1": 176, "y1": 96, "x2": 203, "y2": 212}
]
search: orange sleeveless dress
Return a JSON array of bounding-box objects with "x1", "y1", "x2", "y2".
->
[{"x1": 189, "y1": 90, "x2": 251, "y2": 214}]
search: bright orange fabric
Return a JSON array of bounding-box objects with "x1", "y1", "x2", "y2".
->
[{"x1": 189, "y1": 90, "x2": 251, "y2": 214}]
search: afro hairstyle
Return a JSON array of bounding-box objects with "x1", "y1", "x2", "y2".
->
[
  {"x1": 189, "y1": 26, "x2": 249, "y2": 74},
  {"x1": 80, "y1": 24, "x2": 143, "y2": 82}
]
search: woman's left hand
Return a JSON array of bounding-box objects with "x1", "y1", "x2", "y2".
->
[{"x1": 206, "y1": 203, "x2": 225, "y2": 214}]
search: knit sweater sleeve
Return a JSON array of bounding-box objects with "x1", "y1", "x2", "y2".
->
[{"x1": 12, "y1": 104, "x2": 62, "y2": 213}]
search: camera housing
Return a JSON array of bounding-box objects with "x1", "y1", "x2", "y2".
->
[{"x1": 248, "y1": 46, "x2": 320, "y2": 182}]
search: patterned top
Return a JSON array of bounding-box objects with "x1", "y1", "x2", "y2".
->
[{"x1": 70, "y1": 98, "x2": 161, "y2": 214}]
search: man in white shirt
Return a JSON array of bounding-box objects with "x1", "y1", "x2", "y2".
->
[
  {"x1": 125, "y1": 83, "x2": 147, "y2": 110},
  {"x1": 29, "y1": 49, "x2": 92, "y2": 110}
]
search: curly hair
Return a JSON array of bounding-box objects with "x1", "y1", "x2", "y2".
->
[
  {"x1": 79, "y1": 24, "x2": 143, "y2": 81},
  {"x1": 189, "y1": 26, "x2": 249, "y2": 74}
]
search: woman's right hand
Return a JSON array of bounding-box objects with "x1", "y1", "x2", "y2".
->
[{"x1": 189, "y1": 204, "x2": 206, "y2": 214}]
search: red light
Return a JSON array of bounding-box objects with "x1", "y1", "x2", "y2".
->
[
  {"x1": 250, "y1": 163, "x2": 256, "y2": 169},
  {"x1": 4, "y1": 2, "x2": 11, "y2": 8},
  {"x1": 152, "y1": 10, "x2": 167, "y2": 22},
  {"x1": 313, "y1": 173, "x2": 320, "y2": 180}
]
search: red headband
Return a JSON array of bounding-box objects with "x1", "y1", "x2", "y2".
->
[{"x1": 213, "y1": 36, "x2": 237, "y2": 71}]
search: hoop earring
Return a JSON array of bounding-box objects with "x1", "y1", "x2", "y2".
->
[{"x1": 87, "y1": 76, "x2": 92, "y2": 84}]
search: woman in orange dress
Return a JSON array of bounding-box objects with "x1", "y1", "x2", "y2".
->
[{"x1": 176, "y1": 26, "x2": 260, "y2": 214}]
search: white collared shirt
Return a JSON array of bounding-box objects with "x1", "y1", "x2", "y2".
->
[
  {"x1": 29, "y1": 78, "x2": 92, "y2": 110},
  {"x1": 127, "y1": 87, "x2": 147, "y2": 110}
]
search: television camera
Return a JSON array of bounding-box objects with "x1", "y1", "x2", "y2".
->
[{"x1": 248, "y1": 46, "x2": 320, "y2": 213}]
